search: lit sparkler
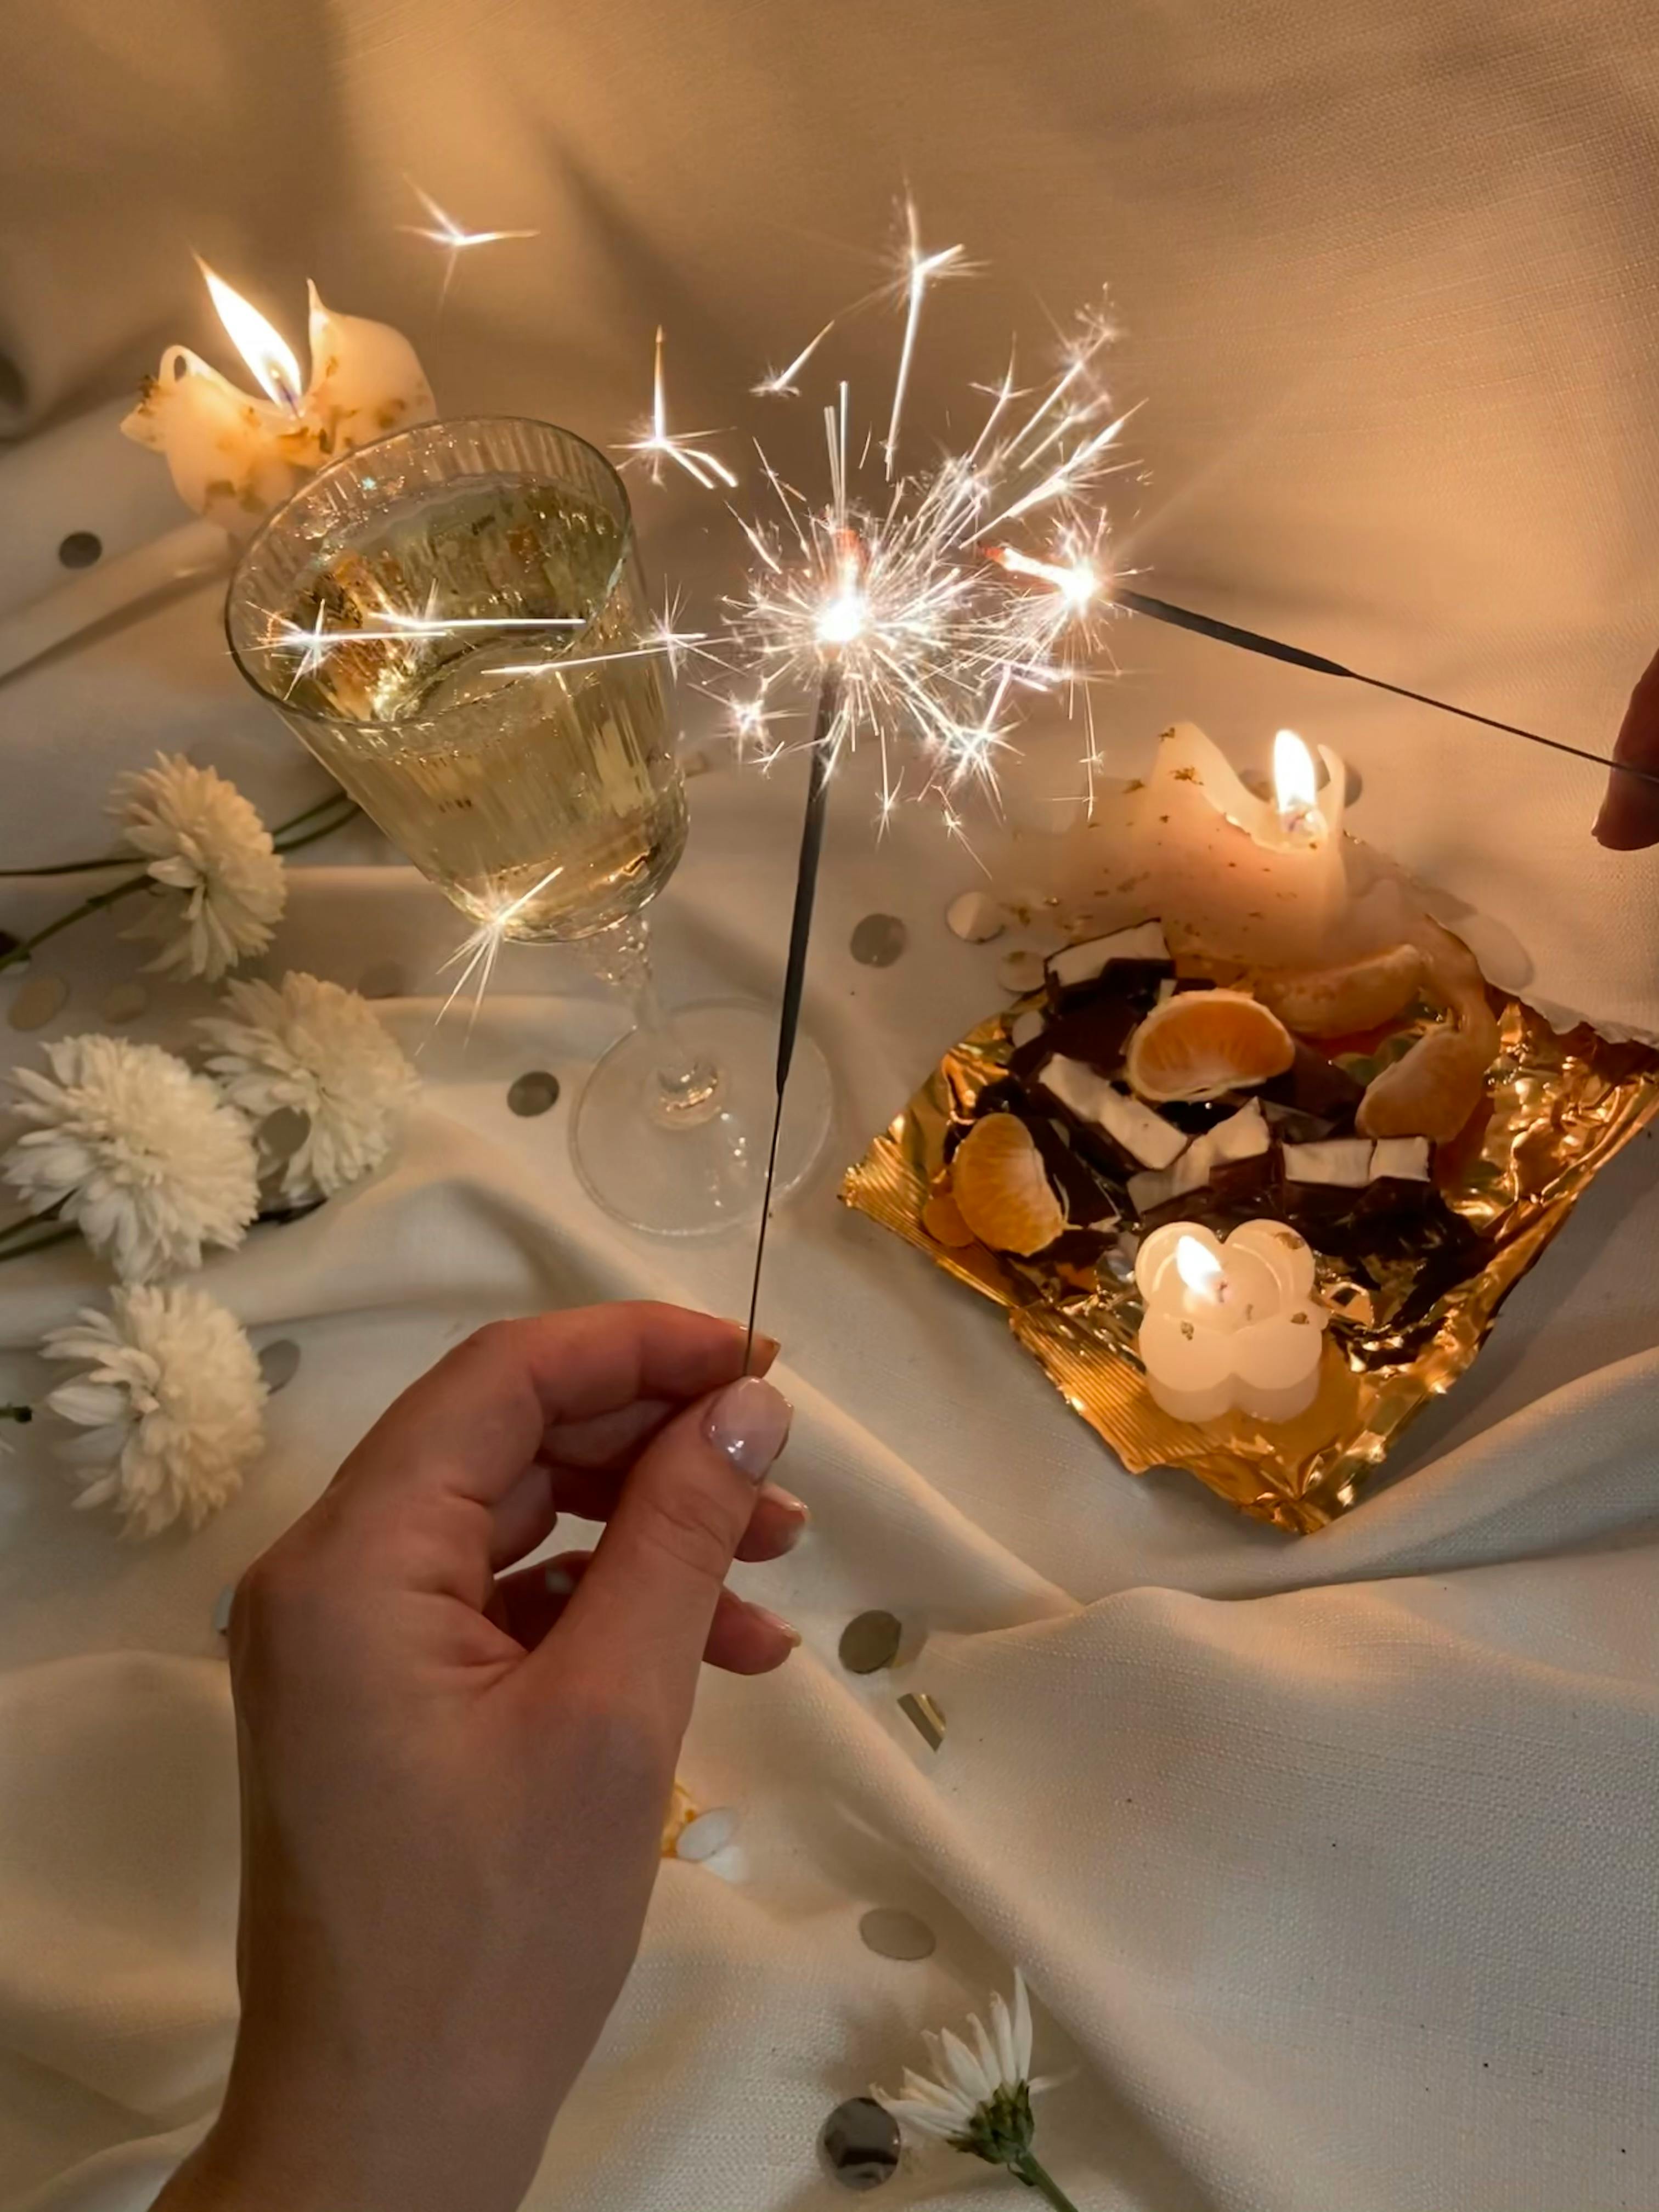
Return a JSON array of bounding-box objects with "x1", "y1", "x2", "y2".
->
[{"x1": 400, "y1": 181, "x2": 539, "y2": 303}]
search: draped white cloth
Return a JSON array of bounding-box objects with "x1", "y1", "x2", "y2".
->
[{"x1": 4, "y1": 1, "x2": 1659, "y2": 2204}]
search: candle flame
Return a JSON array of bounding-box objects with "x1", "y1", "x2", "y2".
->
[
  {"x1": 1272, "y1": 728, "x2": 1322, "y2": 826},
  {"x1": 1175, "y1": 1236, "x2": 1224, "y2": 1300},
  {"x1": 196, "y1": 259, "x2": 304, "y2": 411}
]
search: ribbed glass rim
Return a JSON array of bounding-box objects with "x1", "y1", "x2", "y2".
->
[{"x1": 223, "y1": 414, "x2": 637, "y2": 723}]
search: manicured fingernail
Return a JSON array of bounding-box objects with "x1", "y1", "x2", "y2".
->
[
  {"x1": 748, "y1": 1602, "x2": 802, "y2": 1647},
  {"x1": 758, "y1": 1479, "x2": 810, "y2": 1541},
  {"x1": 705, "y1": 1376, "x2": 792, "y2": 1480}
]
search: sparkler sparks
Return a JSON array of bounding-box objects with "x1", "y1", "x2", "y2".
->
[
  {"x1": 883, "y1": 200, "x2": 969, "y2": 481},
  {"x1": 400, "y1": 182, "x2": 539, "y2": 302},
  {"x1": 752, "y1": 319, "x2": 836, "y2": 399},
  {"x1": 715, "y1": 276, "x2": 1131, "y2": 826},
  {"x1": 620, "y1": 326, "x2": 738, "y2": 490}
]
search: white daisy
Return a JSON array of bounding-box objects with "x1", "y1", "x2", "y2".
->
[
  {"x1": 876, "y1": 1970, "x2": 1074, "y2": 2203},
  {"x1": 197, "y1": 971, "x2": 419, "y2": 1200},
  {"x1": 115, "y1": 752, "x2": 286, "y2": 980},
  {"x1": 41, "y1": 1285, "x2": 266, "y2": 1537},
  {"x1": 3, "y1": 1034, "x2": 261, "y2": 1283}
]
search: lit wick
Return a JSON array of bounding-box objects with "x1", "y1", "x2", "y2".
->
[
  {"x1": 195, "y1": 259, "x2": 304, "y2": 414},
  {"x1": 1271, "y1": 727, "x2": 1325, "y2": 843},
  {"x1": 1175, "y1": 1234, "x2": 1228, "y2": 1307}
]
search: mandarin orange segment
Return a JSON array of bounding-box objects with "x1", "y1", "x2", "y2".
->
[
  {"x1": 1124, "y1": 989, "x2": 1295, "y2": 1102},
  {"x1": 950, "y1": 1113, "x2": 1066, "y2": 1255}
]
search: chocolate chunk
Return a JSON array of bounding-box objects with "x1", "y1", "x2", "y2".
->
[
  {"x1": 1158, "y1": 1092, "x2": 1255, "y2": 1137},
  {"x1": 1048, "y1": 956, "x2": 1173, "y2": 1018},
  {"x1": 1026, "y1": 1116, "x2": 1119, "y2": 1225},
  {"x1": 1045, "y1": 1226, "x2": 1113, "y2": 1267},
  {"x1": 1011, "y1": 1001, "x2": 1139, "y2": 1083},
  {"x1": 1259, "y1": 1040, "x2": 1364, "y2": 1130},
  {"x1": 1263, "y1": 1100, "x2": 1338, "y2": 1144}
]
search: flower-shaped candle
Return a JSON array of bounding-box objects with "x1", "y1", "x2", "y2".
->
[
  {"x1": 122, "y1": 263, "x2": 435, "y2": 537},
  {"x1": 1138, "y1": 723, "x2": 1350, "y2": 966},
  {"x1": 1135, "y1": 1220, "x2": 1329, "y2": 1424}
]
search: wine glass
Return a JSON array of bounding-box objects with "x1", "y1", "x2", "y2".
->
[{"x1": 224, "y1": 415, "x2": 832, "y2": 1234}]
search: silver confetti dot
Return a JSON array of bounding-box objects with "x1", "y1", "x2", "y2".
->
[
  {"x1": 897, "y1": 1691, "x2": 946, "y2": 1752},
  {"x1": 858, "y1": 1908, "x2": 937, "y2": 1961},
  {"x1": 507, "y1": 1070, "x2": 561, "y2": 1117},
  {"x1": 839, "y1": 1610, "x2": 903, "y2": 1675},
  {"x1": 819, "y1": 2097, "x2": 900, "y2": 2192},
  {"x1": 257, "y1": 1340, "x2": 301, "y2": 1394},
  {"x1": 850, "y1": 913, "x2": 907, "y2": 967},
  {"x1": 675, "y1": 1807, "x2": 738, "y2": 1863},
  {"x1": 99, "y1": 981, "x2": 149, "y2": 1024},
  {"x1": 7, "y1": 973, "x2": 67, "y2": 1031},
  {"x1": 357, "y1": 961, "x2": 406, "y2": 1000}
]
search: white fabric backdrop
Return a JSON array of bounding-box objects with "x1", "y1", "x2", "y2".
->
[{"x1": 3, "y1": 2, "x2": 1659, "y2": 2205}]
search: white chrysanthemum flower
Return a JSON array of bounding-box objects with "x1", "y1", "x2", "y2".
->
[
  {"x1": 115, "y1": 752, "x2": 286, "y2": 980},
  {"x1": 41, "y1": 1285, "x2": 266, "y2": 1537},
  {"x1": 197, "y1": 971, "x2": 419, "y2": 1199},
  {"x1": 3, "y1": 1035, "x2": 261, "y2": 1283}
]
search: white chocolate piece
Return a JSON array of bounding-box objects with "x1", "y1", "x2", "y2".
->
[
  {"x1": 946, "y1": 890, "x2": 1007, "y2": 943},
  {"x1": 1009, "y1": 1008, "x2": 1046, "y2": 1050},
  {"x1": 1041, "y1": 1055, "x2": 1188, "y2": 1170},
  {"x1": 1046, "y1": 921, "x2": 1170, "y2": 989},
  {"x1": 1284, "y1": 1138, "x2": 1375, "y2": 1186},
  {"x1": 1371, "y1": 1136, "x2": 1432, "y2": 1181}
]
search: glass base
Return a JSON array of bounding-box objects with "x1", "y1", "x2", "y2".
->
[{"x1": 571, "y1": 998, "x2": 834, "y2": 1235}]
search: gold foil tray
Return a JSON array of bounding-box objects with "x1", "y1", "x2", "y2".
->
[{"x1": 842, "y1": 996, "x2": 1659, "y2": 1532}]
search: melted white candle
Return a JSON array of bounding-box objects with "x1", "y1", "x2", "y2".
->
[
  {"x1": 1137, "y1": 723, "x2": 1351, "y2": 966},
  {"x1": 122, "y1": 270, "x2": 435, "y2": 538}
]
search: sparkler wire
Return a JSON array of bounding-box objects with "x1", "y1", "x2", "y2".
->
[
  {"x1": 1114, "y1": 589, "x2": 1657, "y2": 790},
  {"x1": 743, "y1": 663, "x2": 842, "y2": 1370}
]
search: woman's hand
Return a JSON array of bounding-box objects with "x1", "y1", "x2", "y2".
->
[
  {"x1": 156, "y1": 1304, "x2": 801, "y2": 2212},
  {"x1": 1596, "y1": 644, "x2": 1659, "y2": 847}
]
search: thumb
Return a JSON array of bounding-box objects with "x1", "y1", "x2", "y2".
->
[
  {"x1": 544, "y1": 1375, "x2": 793, "y2": 1727},
  {"x1": 1596, "y1": 645, "x2": 1659, "y2": 849}
]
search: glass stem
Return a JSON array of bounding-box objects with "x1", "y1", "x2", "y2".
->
[
  {"x1": 1009, "y1": 2152, "x2": 1083, "y2": 2212},
  {"x1": 586, "y1": 915, "x2": 720, "y2": 1124}
]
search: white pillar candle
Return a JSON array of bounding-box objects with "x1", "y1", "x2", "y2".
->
[
  {"x1": 1135, "y1": 1220, "x2": 1329, "y2": 1425},
  {"x1": 1137, "y1": 723, "x2": 1350, "y2": 966},
  {"x1": 122, "y1": 266, "x2": 435, "y2": 538}
]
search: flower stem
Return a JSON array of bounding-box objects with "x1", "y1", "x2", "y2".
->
[
  {"x1": 273, "y1": 804, "x2": 359, "y2": 857},
  {"x1": 0, "y1": 873, "x2": 153, "y2": 974},
  {"x1": 0, "y1": 1224, "x2": 79, "y2": 1264},
  {"x1": 0, "y1": 797, "x2": 360, "y2": 976},
  {"x1": 1009, "y1": 2152, "x2": 1082, "y2": 2211},
  {"x1": 0, "y1": 788, "x2": 356, "y2": 877}
]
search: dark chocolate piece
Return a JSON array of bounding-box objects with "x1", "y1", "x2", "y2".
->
[
  {"x1": 1011, "y1": 1001, "x2": 1140, "y2": 1084},
  {"x1": 1047, "y1": 957, "x2": 1173, "y2": 1019},
  {"x1": 1026, "y1": 1116, "x2": 1119, "y2": 1226},
  {"x1": 1259, "y1": 1040, "x2": 1364, "y2": 1131}
]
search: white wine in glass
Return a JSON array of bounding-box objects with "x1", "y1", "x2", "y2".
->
[{"x1": 225, "y1": 416, "x2": 832, "y2": 1234}]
